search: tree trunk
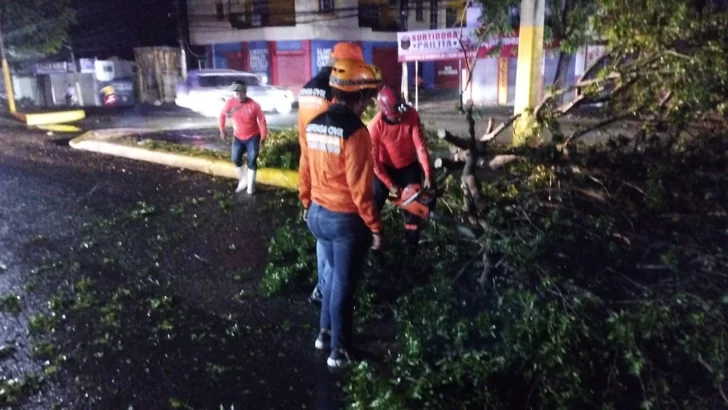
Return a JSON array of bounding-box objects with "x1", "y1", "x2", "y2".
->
[{"x1": 462, "y1": 103, "x2": 487, "y2": 213}]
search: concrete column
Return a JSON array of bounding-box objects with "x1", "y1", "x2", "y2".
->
[{"x1": 512, "y1": 0, "x2": 545, "y2": 145}]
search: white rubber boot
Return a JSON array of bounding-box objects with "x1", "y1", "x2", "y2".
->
[
  {"x1": 235, "y1": 166, "x2": 248, "y2": 193},
  {"x1": 247, "y1": 169, "x2": 257, "y2": 194}
]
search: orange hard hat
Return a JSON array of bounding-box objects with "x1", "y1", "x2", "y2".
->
[
  {"x1": 329, "y1": 59, "x2": 383, "y2": 92},
  {"x1": 330, "y1": 42, "x2": 364, "y2": 61}
]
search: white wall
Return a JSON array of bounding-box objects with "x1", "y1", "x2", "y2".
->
[
  {"x1": 461, "y1": 57, "x2": 498, "y2": 105},
  {"x1": 12, "y1": 76, "x2": 40, "y2": 103},
  {"x1": 574, "y1": 45, "x2": 606, "y2": 79},
  {"x1": 187, "y1": 0, "x2": 397, "y2": 44}
]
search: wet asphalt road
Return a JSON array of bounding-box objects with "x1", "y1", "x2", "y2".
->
[
  {"x1": 78, "y1": 105, "x2": 298, "y2": 132},
  {"x1": 0, "y1": 127, "x2": 345, "y2": 409},
  {"x1": 75, "y1": 103, "x2": 635, "y2": 146}
]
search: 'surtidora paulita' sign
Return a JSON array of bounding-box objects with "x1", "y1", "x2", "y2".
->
[{"x1": 396, "y1": 28, "x2": 520, "y2": 62}]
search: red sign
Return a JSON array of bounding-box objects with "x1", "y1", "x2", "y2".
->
[{"x1": 397, "y1": 28, "x2": 557, "y2": 62}]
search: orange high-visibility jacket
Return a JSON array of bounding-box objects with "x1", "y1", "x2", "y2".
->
[
  {"x1": 297, "y1": 68, "x2": 334, "y2": 208},
  {"x1": 299, "y1": 104, "x2": 382, "y2": 233}
]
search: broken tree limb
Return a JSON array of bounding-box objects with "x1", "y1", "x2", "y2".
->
[
  {"x1": 480, "y1": 114, "x2": 520, "y2": 142},
  {"x1": 437, "y1": 129, "x2": 471, "y2": 150},
  {"x1": 435, "y1": 156, "x2": 521, "y2": 182},
  {"x1": 562, "y1": 112, "x2": 633, "y2": 149},
  {"x1": 434, "y1": 157, "x2": 462, "y2": 172},
  {"x1": 488, "y1": 155, "x2": 523, "y2": 169},
  {"x1": 478, "y1": 74, "x2": 622, "y2": 144}
]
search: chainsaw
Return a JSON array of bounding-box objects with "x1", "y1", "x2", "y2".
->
[
  {"x1": 388, "y1": 183, "x2": 436, "y2": 220},
  {"x1": 388, "y1": 182, "x2": 477, "y2": 240}
]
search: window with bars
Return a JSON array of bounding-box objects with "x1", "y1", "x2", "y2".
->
[
  {"x1": 251, "y1": 0, "x2": 269, "y2": 26},
  {"x1": 415, "y1": 0, "x2": 424, "y2": 21},
  {"x1": 229, "y1": 0, "x2": 295, "y2": 28},
  {"x1": 429, "y1": 0, "x2": 439, "y2": 29},
  {"x1": 319, "y1": 0, "x2": 335, "y2": 13},
  {"x1": 358, "y1": 4, "x2": 378, "y2": 27},
  {"x1": 215, "y1": 0, "x2": 225, "y2": 20},
  {"x1": 445, "y1": 7, "x2": 457, "y2": 27}
]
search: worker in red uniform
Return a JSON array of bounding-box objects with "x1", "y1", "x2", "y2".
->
[
  {"x1": 298, "y1": 42, "x2": 365, "y2": 307},
  {"x1": 368, "y1": 85, "x2": 433, "y2": 248},
  {"x1": 219, "y1": 80, "x2": 268, "y2": 194},
  {"x1": 300, "y1": 59, "x2": 383, "y2": 368}
]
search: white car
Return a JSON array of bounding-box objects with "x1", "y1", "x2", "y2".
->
[{"x1": 175, "y1": 69, "x2": 295, "y2": 117}]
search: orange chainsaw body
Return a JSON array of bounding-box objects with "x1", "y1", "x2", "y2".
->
[{"x1": 389, "y1": 184, "x2": 436, "y2": 220}]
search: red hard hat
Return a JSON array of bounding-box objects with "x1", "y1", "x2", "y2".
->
[{"x1": 377, "y1": 86, "x2": 406, "y2": 118}]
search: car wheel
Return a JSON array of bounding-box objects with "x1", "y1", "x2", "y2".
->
[{"x1": 275, "y1": 100, "x2": 293, "y2": 114}]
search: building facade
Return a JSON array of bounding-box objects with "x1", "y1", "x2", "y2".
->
[{"x1": 186, "y1": 0, "x2": 465, "y2": 94}]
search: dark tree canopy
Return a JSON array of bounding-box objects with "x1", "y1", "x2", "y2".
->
[{"x1": 0, "y1": 0, "x2": 75, "y2": 59}]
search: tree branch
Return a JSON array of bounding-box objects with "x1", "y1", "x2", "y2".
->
[
  {"x1": 562, "y1": 112, "x2": 633, "y2": 147},
  {"x1": 480, "y1": 115, "x2": 517, "y2": 142},
  {"x1": 434, "y1": 157, "x2": 463, "y2": 172},
  {"x1": 437, "y1": 129, "x2": 472, "y2": 150}
]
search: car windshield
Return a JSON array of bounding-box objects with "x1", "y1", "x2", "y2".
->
[{"x1": 198, "y1": 75, "x2": 261, "y2": 88}]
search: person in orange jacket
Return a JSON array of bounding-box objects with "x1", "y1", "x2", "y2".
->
[
  {"x1": 299, "y1": 59, "x2": 383, "y2": 368},
  {"x1": 219, "y1": 80, "x2": 268, "y2": 194},
  {"x1": 298, "y1": 42, "x2": 365, "y2": 306},
  {"x1": 368, "y1": 85, "x2": 433, "y2": 248}
]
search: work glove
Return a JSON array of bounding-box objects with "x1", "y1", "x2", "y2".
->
[
  {"x1": 423, "y1": 176, "x2": 433, "y2": 190},
  {"x1": 388, "y1": 185, "x2": 401, "y2": 197},
  {"x1": 302, "y1": 208, "x2": 309, "y2": 222},
  {"x1": 371, "y1": 232, "x2": 383, "y2": 251}
]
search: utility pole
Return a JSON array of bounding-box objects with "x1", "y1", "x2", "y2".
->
[
  {"x1": 399, "y1": 0, "x2": 409, "y2": 102},
  {"x1": 176, "y1": 0, "x2": 188, "y2": 81},
  {"x1": 0, "y1": 13, "x2": 17, "y2": 114},
  {"x1": 512, "y1": 0, "x2": 545, "y2": 146},
  {"x1": 68, "y1": 42, "x2": 85, "y2": 106}
]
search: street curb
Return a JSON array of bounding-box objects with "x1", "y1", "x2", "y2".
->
[
  {"x1": 14, "y1": 109, "x2": 86, "y2": 126},
  {"x1": 69, "y1": 131, "x2": 299, "y2": 191}
]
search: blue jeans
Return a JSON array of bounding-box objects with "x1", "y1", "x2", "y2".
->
[
  {"x1": 231, "y1": 135, "x2": 260, "y2": 170},
  {"x1": 306, "y1": 202, "x2": 370, "y2": 351},
  {"x1": 316, "y1": 243, "x2": 331, "y2": 294}
]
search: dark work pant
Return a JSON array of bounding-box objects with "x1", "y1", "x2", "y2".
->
[
  {"x1": 373, "y1": 162, "x2": 424, "y2": 246},
  {"x1": 231, "y1": 135, "x2": 261, "y2": 170},
  {"x1": 306, "y1": 202, "x2": 371, "y2": 351}
]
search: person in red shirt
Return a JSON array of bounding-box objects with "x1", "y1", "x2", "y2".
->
[
  {"x1": 219, "y1": 80, "x2": 268, "y2": 194},
  {"x1": 368, "y1": 86, "x2": 433, "y2": 248},
  {"x1": 300, "y1": 59, "x2": 383, "y2": 368}
]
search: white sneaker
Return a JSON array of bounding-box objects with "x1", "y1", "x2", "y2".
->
[
  {"x1": 326, "y1": 349, "x2": 353, "y2": 368},
  {"x1": 314, "y1": 329, "x2": 330, "y2": 350}
]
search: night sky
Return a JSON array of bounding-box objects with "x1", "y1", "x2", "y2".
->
[{"x1": 68, "y1": 0, "x2": 184, "y2": 60}]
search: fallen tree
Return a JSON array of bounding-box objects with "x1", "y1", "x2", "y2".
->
[{"x1": 261, "y1": 1, "x2": 728, "y2": 408}]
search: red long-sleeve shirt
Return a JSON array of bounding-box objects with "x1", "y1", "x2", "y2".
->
[
  {"x1": 219, "y1": 97, "x2": 268, "y2": 141},
  {"x1": 367, "y1": 109, "x2": 432, "y2": 188}
]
